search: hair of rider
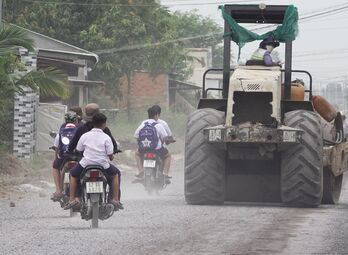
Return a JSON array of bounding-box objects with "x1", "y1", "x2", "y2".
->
[
  {"x1": 152, "y1": 104, "x2": 161, "y2": 115},
  {"x1": 92, "y1": 113, "x2": 107, "y2": 130},
  {"x1": 148, "y1": 107, "x2": 159, "y2": 120},
  {"x1": 84, "y1": 103, "x2": 100, "y2": 122}
]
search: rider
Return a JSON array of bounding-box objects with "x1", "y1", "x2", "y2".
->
[
  {"x1": 68, "y1": 103, "x2": 122, "y2": 206},
  {"x1": 64, "y1": 113, "x2": 123, "y2": 210},
  {"x1": 250, "y1": 35, "x2": 281, "y2": 66},
  {"x1": 134, "y1": 106, "x2": 171, "y2": 181},
  {"x1": 51, "y1": 111, "x2": 78, "y2": 201},
  {"x1": 68, "y1": 103, "x2": 119, "y2": 153},
  {"x1": 151, "y1": 105, "x2": 175, "y2": 145}
]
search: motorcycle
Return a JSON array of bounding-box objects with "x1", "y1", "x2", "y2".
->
[
  {"x1": 59, "y1": 152, "x2": 81, "y2": 216},
  {"x1": 79, "y1": 165, "x2": 115, "y2": 228},
  {"x1": 49, "y1": 131, "x2": 81, "y2": 216},
  {"x1": 142, "y1": 150, "x2": 165, "y2": 195}
]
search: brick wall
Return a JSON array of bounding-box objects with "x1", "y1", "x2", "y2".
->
[
  {"x1": 12, "y1": 49, "x2": 39, "y2": 159},
  {"x1": 119, "y1": 71, "x2": 169, "y2": 109},
  {"x1": 13, "y1": 87, "x2": 39, "y2": 159}
]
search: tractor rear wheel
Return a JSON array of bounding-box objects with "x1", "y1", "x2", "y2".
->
[
  {"x1": 281, "y1": 110, "x2": 323, "y2": 207},
  {"x1": 184, "y1": 108, "x2": 226, "y2": 205},
  {"x1": 322, "y1": 167, "x2": 343, "y2": 204}
]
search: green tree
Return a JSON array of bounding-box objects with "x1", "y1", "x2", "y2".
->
[
  {"x1": 0, "y1": 25, "x2": 69, "y2": 98},
  {"x1": 4, "y1": 0, "x2": 224, "y2": 115},
  {"x1": 0, "y1": 24, "x2": 69, "y2": 149}
]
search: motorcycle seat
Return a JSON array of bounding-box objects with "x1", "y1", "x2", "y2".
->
[
  {"x1": 80, "y1": 165, "x2": 110, "y2": 179},
  {"x1": 84, "y1": 165, "x2": 105, "y2": 171}
]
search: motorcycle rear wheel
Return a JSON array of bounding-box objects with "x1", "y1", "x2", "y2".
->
[
  {"x1": 144, "y1": 167, "x2": 155, "y2": 195},
  {"x1": 91, "y1": 202, "x2": 99, "y2": 228}
]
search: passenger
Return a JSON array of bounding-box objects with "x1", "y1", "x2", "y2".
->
[
  {"x1": 69, "y1": 106, "x2": 84, "y2": 126},
  {"x1": 151, "y1": 105, "x2": 175, "y2": 178},
  {"x1": 68, "y1": 103, "x2": 122, "y2": 205},
  {"x1": 151, "y1": 105, "x2": 176, "y2": 145},
  {"x1": 64, "y1": 113, "x2": 123, "y2": 210},
  {"x1": 250, "y1": 35, "x2": 281, "y2": 66},
  {"x1": 50, "y1": 111, "x2": 78, "y2": 201},
  {"x1": 134, "y1": 107, "x2": 171, "y2": 182},
  {"x1": 68, "y1": 103, "x2": 118, "y2": 151}
]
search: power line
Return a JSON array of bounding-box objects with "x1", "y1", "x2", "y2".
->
[
  {"x1": 95, "y1": 32, "x2": 222, "y2": 55},
  {"x1": 20, "y1": 0, "x2": 257, "y2": 7},
  {"x1": 96, "y1": 3, "x2": 348, "y2": 55},
  {"x1": 251, "y1": 3, "x2": 348, "y2": 32}
]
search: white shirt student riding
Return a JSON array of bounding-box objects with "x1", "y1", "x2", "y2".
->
[
  {"x1": 76, "y1": 128, "x2": 114, "y2": 169},
  {"x1": 134, "y1": 119, "x2": 168, "y2": 150}
]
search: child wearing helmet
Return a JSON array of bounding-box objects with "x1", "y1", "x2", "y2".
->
[{"x1": 51, "y1": 111, "x2": 78, "y2": 201}]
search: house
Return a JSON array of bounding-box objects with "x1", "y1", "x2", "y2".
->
[
  {"x1": 12, "y1": 26, "x2": 103, "y2": 158},
  {"x1": 15, "y1": 25, "x2": 104, "y2": 107}
]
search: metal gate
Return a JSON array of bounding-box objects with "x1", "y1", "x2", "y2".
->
[{"x1": 36, "y1": 103, "x2": 67, "y2": 152}]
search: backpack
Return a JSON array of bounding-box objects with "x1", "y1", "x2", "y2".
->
[
  {"x1": 138, "y1": 122, "x2": 159, "y2": 150},
  {"x1": 58, "y1": 124, "x2": 77, "y2": 157}
]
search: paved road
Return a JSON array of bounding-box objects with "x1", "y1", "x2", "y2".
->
[{"x1": 1, "y1": 158, "x2": 348, "y2": 255}]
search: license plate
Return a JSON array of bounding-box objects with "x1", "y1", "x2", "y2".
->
[
  {"x1": 143, "y1": 160, "x2": 156, "y2": 168},
  {"x1": 64, "y1": 172, "x2": 70, "y2": 184},
  {"x1": 283, "y1": 131, "x2": 297, "y2": 142},
  {"x1": 86, "y1": 181, "x2": 103, "y2": 193},
  {"x1": 209, "y1": 129, "x2": 222, "y2": 142}
]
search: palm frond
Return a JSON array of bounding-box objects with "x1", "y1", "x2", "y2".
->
[
  {"x1": 0, "y1": 25, "x2": 34, "y2": 56},
  {"x1": 16, "y1": 68, "x2": 70, "y2": 100}
]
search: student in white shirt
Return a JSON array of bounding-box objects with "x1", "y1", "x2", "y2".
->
[
  {"x1": 151, "y1": 105, "x2": 176, "y2": 145},
  {"x1": 134, "y1": 107, "x2": 172, "y2": 180},
  {"x1": 64, "y1": 113, "x2": 123, "y2": 210}
]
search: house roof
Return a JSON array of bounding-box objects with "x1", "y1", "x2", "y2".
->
[{"x1": 11, "y1": 24, "x2": 98, "y2": 64}]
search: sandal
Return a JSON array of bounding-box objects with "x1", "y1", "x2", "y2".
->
[
  {"x1": 109, "y1": 200, "x2": 124, "y2": 210},
  {"x1": 51, "y1": 192, "x2": 64, "y2": 202},
  {"x1": 63, "y1": 200, "x2": 80, "y2": 210}
]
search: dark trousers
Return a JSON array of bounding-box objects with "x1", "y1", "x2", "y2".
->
[{"x1": 70, "y1": 163, "x2": 121, "y2": 200}]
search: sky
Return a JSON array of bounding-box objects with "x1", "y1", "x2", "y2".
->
[{"x1": 161, "y1": 0, "x2": 348, "y2": 85}]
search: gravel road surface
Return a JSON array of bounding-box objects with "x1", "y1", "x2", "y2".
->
[{"x1": 1, "y1": 157, "x2": 348, "y2": 255}]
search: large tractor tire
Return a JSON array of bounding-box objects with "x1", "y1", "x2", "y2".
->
[
  {"x1": 281, "y1": 110, "x2": 323, "y2": 207},
  {"x1": 322, "y1": 167, "x2": 343, "y2": 204},
  {"x1": 184, "y1": 108, "x2": 226, "y2": 205}
]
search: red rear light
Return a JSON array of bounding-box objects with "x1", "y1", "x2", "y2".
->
[
  {"x1": 67, "y1": 161, "x2": 77, "y2": 169},
  {"x1": 89, "y1": 170, "x2": 100, "y2": 179},
  {"x1": 146, "y1": 152, "x2": 155, "y2": 159}
]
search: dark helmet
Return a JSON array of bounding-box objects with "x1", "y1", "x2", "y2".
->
[
  {"x1": 259, "y1": 36, "x2": 280, "y2": 49},
  {"x1": 64, "y1": 111, "x2": 77, "y2": 124}
]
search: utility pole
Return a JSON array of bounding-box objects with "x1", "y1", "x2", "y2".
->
[{"x1": 0, "y1": 0, "x2": 2, "y2": 26}]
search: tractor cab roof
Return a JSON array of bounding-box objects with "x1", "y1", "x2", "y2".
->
[
  {"x1": 225, "y1": 4, "x2": 289, "y2": 24},
  {"x1": 221, "y1": 4, "x2": 298, "y2": 100}
]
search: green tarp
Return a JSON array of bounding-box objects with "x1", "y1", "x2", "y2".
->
[{"x1": 219, "y1": 5, "x2": 299, "y2": 58}]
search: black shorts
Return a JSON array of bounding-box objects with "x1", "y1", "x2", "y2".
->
[
  {"x1": 52, "y1": 157, "x2": 65, "y2": 170},
  {"x1": 70, "y1": 163, "x2": 120, "y2": 178},
  {"x1": 139, "y1": 147, "x2": 169, "y2": 159}
]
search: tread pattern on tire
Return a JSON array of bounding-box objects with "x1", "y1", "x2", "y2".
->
[
  {"x1": 322, "y1": 167, "x2": 343, "y2": 204},
  {"x1": 281, "y1": 110, "x2": 323, "y2": 207},
  {"x1": 184, "y1": 108, "x2": 226, "y2": 204}
]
